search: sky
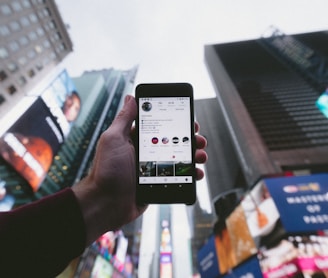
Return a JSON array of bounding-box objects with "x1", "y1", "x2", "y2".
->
[{"x1": 55, "y1": 0, "x2": 328, "y2": 100}]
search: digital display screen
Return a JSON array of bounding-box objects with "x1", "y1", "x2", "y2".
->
[
  {"x1": 316, "y1": 89, "x2": 328, "y2": 119},
  {"x1": 138, "y1": 96, "x2": 193, "y2": 185}
]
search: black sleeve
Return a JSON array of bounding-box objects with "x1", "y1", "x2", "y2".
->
[{"x1": 0, "y1": 188, "x2": 86, "y2": 278}]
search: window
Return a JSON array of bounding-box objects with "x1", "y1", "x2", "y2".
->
[
  {"x1": 0, "y1": 70, "x2": 8, "y2": 81},
  {"x1": 18, "y1": 76, "x2": 27, "y2": 86},
  {"x1": 11, "y1": 2, "x2": 22, "y2": 12},
  {"x1": 43, "y1": 40, "x2": 50, "y2": 48},
  {"x1": 9, "y1": 21, "x2": 20, "y2": 31},
  {"x1": 50, "y1": 52, "x2": 56, "y2": 60},
  {"x1": 0, "y1": 47, "x2": 9, "y2": 59},
  {"x1": 20, "y1": 16, "x2": 30, "y2": 27},
  {"x1": 19, "y1": 36, "x2": 28, "y2": 46},
  {"x1": 57, "y1": 43, "x2": 66, "y2": 52},
  {"x1": 21, "y1": 0, "x2": 31, "y2": 8},
  {"x1": 0, "y1": 94, "x2": 5, "y2": 105},
  {"x1": 49, "y1": 20, "x2": 56, "y2": 29},
  {"x1": 9, "y1": 41, "x2": 19, "y2": 52},
  {"x1": 53, "y1": 32, "x2": 61, "y2": 41},
  {"x1": 7, "y1": 62, "x2": 18, "y2": 73},
  {"x1": 0, "y1": 4, "x2": 11, "y2": 15},
  {"x1": 29, "y1": 13, "x2": 38, "y2": 23},
  {"x1": 36, "y1": 62, "x2": 43, "y2": 71},
  {"x1": 34, "y1": 44, "x2": 42, "y2": 53},
  {"x1": 27, "y1": 69, "x2": 35, "y2": 77},
  {"x1": 28, "y1": 31, "x2": 37, "y2": 40},
  {"x1": 18, "y1": 56, "x2": 27, "y2": 65},
  {"x1": 27, "y1": 49, "x2": 36, "y2": 59},
  {"x1": 7, "y1": 85, "x2": 17, "y2": 95},
  {"x1": 43, "y1": 8, "x2": 50, "y2": 16},
  {"x1": 36, "y1": 27, "x2": 44, "y2": 36},
  {"x1": 43, "y1": 57, "x2": 49, "y2": 66},
  {"x1": 0, "y1": 25, "x2": 10, "y2": 36}
]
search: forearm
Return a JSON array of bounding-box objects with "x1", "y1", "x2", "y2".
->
[
  {"x1": 71, "y1": 175, "x2": 127, "y2": 246},
  {"x1": 0, "y1": 188, "x2": 86, "y2": 277}
]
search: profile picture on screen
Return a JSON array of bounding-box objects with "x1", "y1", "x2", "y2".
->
[{"x1": 142, "y1": 102, "x2": 152, "y2": 112}]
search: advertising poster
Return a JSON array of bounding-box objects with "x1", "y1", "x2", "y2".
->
[
  {"x1": 241, "y1": 180, "x2": 281, "y2": 246},
  {"x1": 160, "y1": 220, "x2": 173, "y2": 278},
  {"x1": 41, "y1": 70, "x2": 81, "y2": 137},
  {"x1": 197, "y1": 235, "x2": 220, "y2": 278},
  {"x1": 90, "y1": 255, "x2": 113, "y2": 278},
  {"x1": 0, "y1": 98, "x2": 64, "y2": 191},
  {"x1": 264, "y1": 174, "x2": 328, "y2": 233},
  {"x1": 316, "y1": 88, "x2": 328, "y2": 118},
  {"x1": 198, "y1": 174, "x2": 328, "y2": 277},
  {"x1": 0, "y1": 179, "x2": 14, "y2": 211},
  {"x1": 0, "y1": 70, "x2": 81, "y2": 192},
  {"x1": 222, "y1": 256, "x2": 263, "y2": 278}
]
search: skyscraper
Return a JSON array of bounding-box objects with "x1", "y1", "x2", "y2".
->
[
  {"x1": 197, "y1": 29, "x2": 328, "y2": 204},
  {"x1": 0, "y1": 0, "x2": 72, "y2": 118},
  {"x1": 0, "y1": 66, "x2": 138, "y2": 209}
]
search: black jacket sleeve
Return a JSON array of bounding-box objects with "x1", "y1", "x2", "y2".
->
[{"x1": 0, "y1": 188, "x2": 86, "y2": 278}]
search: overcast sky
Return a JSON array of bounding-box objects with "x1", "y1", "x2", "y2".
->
[{"x1": 55, "y1": 0, "x2": 328, "y2": 99}]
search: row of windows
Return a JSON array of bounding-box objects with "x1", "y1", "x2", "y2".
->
[
  {"x1": 0, "y1": 38, "x2": 50, "y2": 58},
  {"x1": 0, "y1": 0, "x2": 47, "y2": 16},
  {"x1": 0, "y1": 15, "x2": 39, "y2": 36},
  {"x1": 0, "y1": 1, "x2": 31, "y2": 15}
]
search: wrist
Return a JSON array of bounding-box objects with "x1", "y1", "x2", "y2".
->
[{"x1": 72, "y1": 176, "x2": 120, "y2": 246}]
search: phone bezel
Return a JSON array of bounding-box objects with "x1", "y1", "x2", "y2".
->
[{"x1": 135, "y1": 83, "x2": 196, "y2": 205}]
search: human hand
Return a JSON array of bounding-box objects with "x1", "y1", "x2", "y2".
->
[{"x1": 73, "y1": 95, "x2": 207, "y2": 245}]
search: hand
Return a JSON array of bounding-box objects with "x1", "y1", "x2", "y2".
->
[{"x1": 73, "y1": 95, "x2": 207, "y2": 245}]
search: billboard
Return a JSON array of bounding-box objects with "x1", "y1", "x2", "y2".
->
[
  {"x1": 41, "y1": 69, "x2": 81, "y2": 137},
  {"x1": 198, "y1": 174, "x2": 328, "y2": 277},
  {"x1": 316, "y1": 88, "x2": 328, "y2": 119},
  {"x1": 0, "y1": 70, "x2": 81, "y2": 191}
]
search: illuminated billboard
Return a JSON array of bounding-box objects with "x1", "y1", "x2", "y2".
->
[
  {"x1": 41, "y1": 70, "x2": 81, "y2": 137},
  {"x1": 198, "y1": 174, "x2": 328, "y2": 278},
  {"x1": 0, "y1": 98, "x2": 63, "y2": 191},
  {"x1": 0, "y1": 70, "x2": 81, "y2": 191},
  {"x1": 316, "y1": 88, "x2": 328, "y2": 119}
]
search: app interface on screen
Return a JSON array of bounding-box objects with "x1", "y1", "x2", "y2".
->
[{"x1": 139, "y1": 97, "x2": 193, "y2": 184}]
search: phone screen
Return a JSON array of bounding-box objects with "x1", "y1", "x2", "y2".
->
[
  {"x1": 138, "y1": 96, "x2": 193, "y2": 185},
  {"x1": 136, "y1": 83, "x2": 196, "y2": 205}
]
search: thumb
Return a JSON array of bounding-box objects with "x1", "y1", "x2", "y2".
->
[{"x1": 111, "y1": 95, "x2": 137, "y2": 135}]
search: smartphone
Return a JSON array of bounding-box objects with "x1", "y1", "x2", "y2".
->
[{"x1": 135, "y1": 83, "x2": 196, "y2": 205}]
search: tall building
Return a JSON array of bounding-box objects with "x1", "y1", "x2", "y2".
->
[
  {"x1": 195, "y1": 29, "x2": 328, "y2": 277},
  {"x1": 0, "y1": 66, "x2": 138, "y2": 208},
  {"x1": 0, "y1": 0, "x2": 72, "y2": 118},
  {"x1": 197, "y1": 29, "x2": 328, "y2": 204}
]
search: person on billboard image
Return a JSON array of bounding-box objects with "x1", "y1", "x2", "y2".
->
[
  {"x1": 62, "y1": 90, "x2": 81, "y2": 122},
  {"x1": 41, "y1": 70, "x2": 82, "y2": 137},
  {"x1": 0, "y1": 95, "x2": 208, "y2": 277}
]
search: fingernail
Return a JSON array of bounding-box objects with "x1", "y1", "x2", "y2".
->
[{"x1": 124, "y1": 95, "x2": 132, "y2": 104}]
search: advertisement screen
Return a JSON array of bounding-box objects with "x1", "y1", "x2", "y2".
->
[
  {"x1": 0, "y1": 70, "x2": 81, "y2": 192},
  {"x1": 41, "y1": 70, "x2": 81, "y2": 137},
  {"x1": 316, "y1": 88, "x2": 328, "y2": 119},
  {"x1": 264, "y1": 174, "x2": 328, "y2": 233},
  {"x1": 0, "y1": 98, "x2": 64, "y2": 191}
]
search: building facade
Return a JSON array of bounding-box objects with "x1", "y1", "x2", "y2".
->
[
  {"x1": 199, "y1": 29, "x2": 328, "y2": 202},
  {"x1": 0, "y1": 0, "x2": 72, "y2": 118},
  {"x1": 193, "y1": 29, "x2": 328, "y2": 277}
]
